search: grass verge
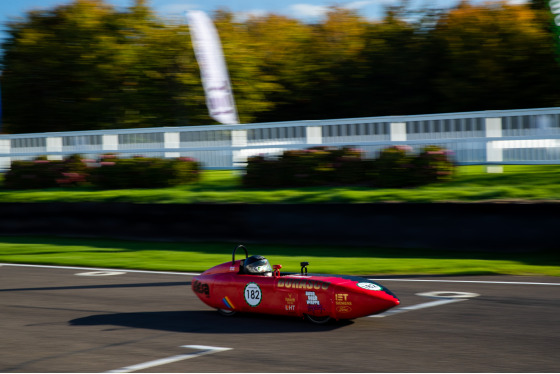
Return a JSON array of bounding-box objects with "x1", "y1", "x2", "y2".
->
[
  {"x1": 0, "y1": 165, "x2": 559, "y2": 203},
  {"x1": 0, "y1": 236, "x2": 558, "y2": 276}
]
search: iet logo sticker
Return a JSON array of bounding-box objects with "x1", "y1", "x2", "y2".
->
[{"x1": 335, "y1": 293, "x2": 352, "y2": 306}]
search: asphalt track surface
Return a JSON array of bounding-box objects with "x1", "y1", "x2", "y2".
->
[{"x1": 1, "y1": 263, "x2": 559, "y2": 373}]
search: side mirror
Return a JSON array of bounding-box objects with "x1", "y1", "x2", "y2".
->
[{"x1": 273, "y1": 264, "x2": 282, "y2": 277}]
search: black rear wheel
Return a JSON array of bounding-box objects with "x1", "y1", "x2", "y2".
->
[{"x1": 305, "y1": 314, "x2": 331, "y2": 324}]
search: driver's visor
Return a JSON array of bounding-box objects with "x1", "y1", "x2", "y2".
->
[{"x1": 251, "y1": 259, "x2": 272, "y2": 273}]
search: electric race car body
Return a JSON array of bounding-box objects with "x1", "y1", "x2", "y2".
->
[{"x1": 191, "y1": 245, "x2": 400, "y2": 324}]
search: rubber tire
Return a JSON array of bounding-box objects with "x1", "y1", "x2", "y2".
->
[
  {"x1": 305, "y1": 314, "x2": 331, "y2": 324},
  {"x1": 217, "y1": 308, "x2": 236, "y2": 317}
]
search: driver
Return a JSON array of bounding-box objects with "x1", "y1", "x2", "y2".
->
[{"x1": 244, "y1": 255, "x2": 273, "y2": 276}]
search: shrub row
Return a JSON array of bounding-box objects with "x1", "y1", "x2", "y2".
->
[
  {"x1": 3, "y1": 154, "x2": 200, "y2": 190},
  {"x1": 242, "y1": 145, "x2": 455, "y2": 188}
]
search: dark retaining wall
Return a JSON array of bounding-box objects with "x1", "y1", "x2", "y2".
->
[{"x1": 0, "y1": 202, "x2": 558, "y2": 251}]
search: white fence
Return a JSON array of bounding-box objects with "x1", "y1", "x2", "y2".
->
[{"x1": 1, "y1": 107, "x2": 560, "y2": 170}]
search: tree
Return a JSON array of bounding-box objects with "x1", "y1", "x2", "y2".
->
[
  {"x1": 3, "y1": 0, "x2": 560, "y2": 133},
  {"x1": 430, "y1": 2, "x2": 560, "y2": 112},
  {"x1": 1, "y1": 0, "x2": 204, "y2": 132},
  {"x1": 248, "y1": 8, "x2": 373, "y2": 121},
  {"x1": 210, "y1": 10, "x2": 280, "y2": 124},
  {"x1": 352, "y1": 10, "x2": 439, "y2": 116},
  {"x1": 303, "y1": 8, "x2": 371, "y2": 119},
  {"x1": 2, "y1": 0, "x2": 118, "y2": 132},
  {"x1": 529, "y1": 0, "x2": 551, "y2": 11},
  {"x1": 244, "y1": 13, "x2": 315, "y2": 122},
  {"x1": 528, "y1": 0, "x2": 560, "y2": 61},
  {"x1": 0, "y1": 1, "x2": 280, "y2": 133}
]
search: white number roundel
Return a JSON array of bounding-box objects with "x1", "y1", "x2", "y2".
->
[
  {"x1": 244, "y1": 282, "x2": 262, "y2": 307},
  {"x1": 357, "y1": 282, "x2": 382, "y2": 291}
]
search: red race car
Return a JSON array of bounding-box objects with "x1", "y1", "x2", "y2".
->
[{"x1": 192, "y1": 245, "x2": 400, "y2": 324}]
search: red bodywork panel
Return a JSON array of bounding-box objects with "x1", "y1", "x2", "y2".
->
[{"x1": 192, "y1": 260, "x2": 399, "y2": 320}]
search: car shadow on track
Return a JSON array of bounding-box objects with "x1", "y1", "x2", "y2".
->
[{"x1": 69, "y1": 310, "x2": 352, "y2": 333}]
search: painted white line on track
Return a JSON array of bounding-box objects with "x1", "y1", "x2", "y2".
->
[
  {"x1": 0, "y1": 263, "x2": 200, "y2": 276},
  {"x1": 106, "y1": 345, "x2": 232, "y2": 373},
  {"x1": 370, "y1": 278, "x2": 560, "y2": 286},
  {"x1": 416, "y1": 291, "x2": 480, "y2": 298},
  {"x1": 1, "y1": 263, "x2": 558, "y2": 286},
  {"x1": 76, "y1": 271, "x2": 127, "y2": 276},
  {"x1": 370, "y1": 298, "x2": 467, "y2": 318}
]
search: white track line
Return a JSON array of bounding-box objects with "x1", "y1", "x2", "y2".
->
[
  {"x1": 106, "y1": 345, "x2": 231, "y2": 373},
  {"x1": 370, "y1": 298, "x2": 467, "y2": 318},
  {"x1": 2, "y1": 263, "x2": 559, "y2": 286},
  {"x1": 369, "y1": 278, "x2": 560, "y2": 286},
  {"x1": 0, "y1": 263, "x2": 199, "y2": 276}
]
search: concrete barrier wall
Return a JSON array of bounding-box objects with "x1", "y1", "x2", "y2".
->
[{"x1": 0, "y1": 202, "x2": 558, "y2": 251}]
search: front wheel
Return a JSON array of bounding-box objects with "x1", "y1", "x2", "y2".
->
[
  {"x1": 305, "y1": 314, "x2": 331, "y2": 324},
  {"x1": 217, "y1": 308, "x2": 236, "y2": 317}
]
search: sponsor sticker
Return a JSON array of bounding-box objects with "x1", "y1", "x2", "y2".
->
[
  {"x1": 335, "y1": 293, "x2": 352, "y2": 306},
  {"x1": 306, "y1": 291, "x2": 326, "y2": 314},
  {"x1": 193, "y1": 280, "x2": 210, "y2": 297},
  {"x1": 285, "y1": 293, "x2": 296, "y2": 304},
  {"x1": 308, "y1": 305, "x2": 326, "y2": 313},
  {"x1": 285, "y1": 293, "x2": 296, "y2": 312},
  {"x1": 222, "y1": 296, "x2": 235, "y2": 310},
  {"x1": 336, "y1": 305, "x2": 352, "y2": 313},
  {"x1": 244, "y1": 282, "x2": 262, "y2": 307},
  {"x1": 357, "y1": 282, "x2": 382, "y2": 291},
  {"x1": 306, "y1": 291, "x2": 320, "y2": 305},
  {"x1": 277, "y1": 278, "x2": 329, "y2": 290}
]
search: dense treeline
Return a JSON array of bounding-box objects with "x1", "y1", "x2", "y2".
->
[{"x1": 1, "y1": 0, "x2": 560, "y2": 133}]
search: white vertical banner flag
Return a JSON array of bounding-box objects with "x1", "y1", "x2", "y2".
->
[{"x1": 187, "y1": 10, "x2": 239, "y2": 125}]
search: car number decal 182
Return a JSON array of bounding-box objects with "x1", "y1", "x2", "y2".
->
[{"x1": 244, "y1": 282, "x2": 262, "y2": 307}]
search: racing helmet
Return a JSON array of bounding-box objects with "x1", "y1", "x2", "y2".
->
[{"x1": 244, "y1": 255, "x2": 273, "y2": 276}]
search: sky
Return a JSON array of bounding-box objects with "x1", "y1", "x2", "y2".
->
[{"x1": 0, "y1": 0, "x2": 531, "y2": 30}]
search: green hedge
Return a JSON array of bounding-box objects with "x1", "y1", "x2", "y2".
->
[
  {"x1": 3, "y1": 154, "x2": 89, "y2": 189},
  {"x1": 243, "y1": 145, "x2": 455, "y2": 188},
  {"x1": 411, "y1": 145, "x2": 455, "y2": 185},
  {"x1": 90, "y1": 155, "x2": 200, "y2": 189},
  {"x1": 243, "y1": 146, "x2": 370, "y2": 188},
  {"x1": 372, "y1": 145, "x2": 455, "y2": 187},
  {"x1": 3, "y1": 154, "x2": 200, "y2": 190}
]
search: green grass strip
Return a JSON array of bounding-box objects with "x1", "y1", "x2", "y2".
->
[
  {"x1": 1, "y1": 165, "x2": 560, "y2": 204},
  {"x1": 0, "y1": 236, "x2": 558, "y2": 276}
]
